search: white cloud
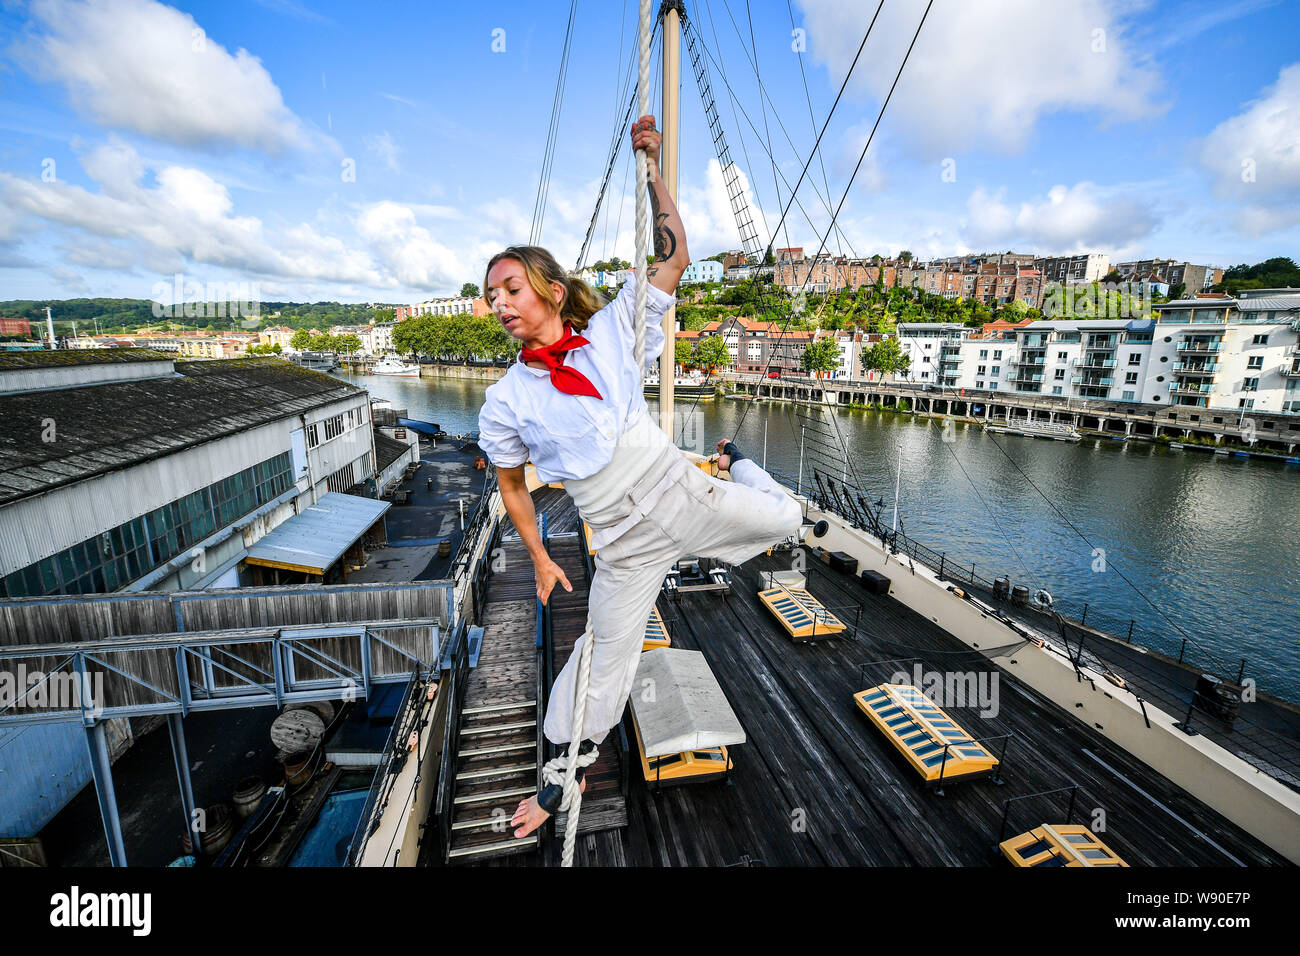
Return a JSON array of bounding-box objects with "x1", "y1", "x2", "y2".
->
[
  {"x1": 964, "y1": 182, "x2": 1159, "y2": 254},
  {"x1": 355, "y1": 201, "x2": 468, "y2": 290},
  {"x1": 0, "y1": 140, "x2": 384, "y2": 286},
  {"x1": 1200, "y1": 62, "x2": 1300, "y2": 236},
  {"x1": 18, "y1": 0, "x2": 323, "y2": 154},
  {"x1": 798, "y1": 0, "x2": 1162, "y2": 155}
]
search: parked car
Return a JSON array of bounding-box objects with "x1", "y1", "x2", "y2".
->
[{"x1": 767, "y1": 370, "x2": 781, "y2": 379}]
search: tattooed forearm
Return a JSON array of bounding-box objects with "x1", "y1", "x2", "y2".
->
[{"x1": 653, "y1": 213, "x2": 677, "y2": 262}]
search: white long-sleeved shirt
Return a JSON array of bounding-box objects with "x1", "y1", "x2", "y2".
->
[{"x1": 477, "y1": 272, "x2": 674, "y2": 483}]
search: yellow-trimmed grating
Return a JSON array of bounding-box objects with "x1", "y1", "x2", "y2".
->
[{"x1": 853, "y1": 683, "x2": 999, "y2": 784}]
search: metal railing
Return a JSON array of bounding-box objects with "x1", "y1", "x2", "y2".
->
[
  {"x1": 431, "y1": 620, "x2": 471, "y2": 864},
  {"x1": 347, "y1": 668, "x2": 430, "y2": 866}
]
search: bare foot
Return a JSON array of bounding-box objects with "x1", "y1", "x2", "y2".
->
[
  {"x1": 511, "y1": 776, "x2": 587, "y2": 838},
  {"x1": 716, "y1": 438, "x2": 732, "y2": 471}
]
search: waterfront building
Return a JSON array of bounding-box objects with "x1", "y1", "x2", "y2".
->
[
  {"x1": 1033, "y1": 253, "x2": 1110, "y2": 285},
  {"x1": 1113, "y1": 258, "x2": 1223, "y2": 294},
  {"x1": 259, "y1": 325, "x2": 295, "y2": 350},
  {"x1": 396, "y1": 296, "x2": 492, "y2": 320},
  {"x1": 681, "y1": 259, "x2": 723, "y2": 284},
  {"x1": 0, "y1": 317, "x2": 32, "y2": 338}
]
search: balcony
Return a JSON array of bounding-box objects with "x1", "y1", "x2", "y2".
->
[
  {"x1": 1282, "y1": 363, "x2": 1300, "y2": 379},
  {"x1": 940, "y1": 353, "x2": 964, "y2": 363},
  {"x1": 1177, "y1": 341, "x2": 1222, "y2": 353},
  {"x1": 1084, "y1": 337, "x2": 1117, "y2": 350},
  {"x1": 1073, "y1": 358, "x2": 1116, "y2": 368},
  {"x1": 1014, "y1": 372, "x2": 1045, "y2": 383},
  {"x1": 1071, "y1": 376, "x2": 1114, "y2": 386},
  {"x1": 1170, "y1": 362, "x2": 1219, "y2": 375},
  {"x1": 1170, "y1": 383, "x2": 1214, "y2": 395},
  {"x1": 1292, "y1": 319, "x2": 1300, "y2": 332}
]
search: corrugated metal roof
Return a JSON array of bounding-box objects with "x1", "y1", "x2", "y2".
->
[
  {"x1": 631, "y1": 648, "x2": 746, "y2": 757},
  {"x1": 0, "y1": 358, "x2": 365, "y2": 507},
  {"x1": 244, "y1": 492, "x2": 390, "y2": 574},
  {"x1": 1232, "y1": 295, "x2": 1300, "y2": 311}
]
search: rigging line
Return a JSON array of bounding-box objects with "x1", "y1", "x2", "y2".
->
[
  {"x1": 787, "y1": 0, "x2": 844, "y2": 264},
  {"x1": 734, "y1": 0, "x2": 929, "y2": 452},
  {"x1": 932, "y1": 427, "x2": 1035, "y2": 581},
  {"x1": 710, "y1": 0, "x2": 864, "y2": 258},
  {"x1": 741, "y1": 0, "x2": 792, "y2": 264},
  {"x1": 581, "y1": 20, "x2": 662, "y2": 270},
  {"x1": 685, "y1": 17, "x2": 865, "y2": 316},
  {"x1": 978, "y1": 429, "x2": 1234, "y2": 675},
  {"x1": 601, "y1": 7, "x2": 640, "y2": 260},
  {"x1": 698, "y1": 0, "x2": 774, "y2": 247},
  {"x1": 671, "y1": 5, "x2": 883, "y2": 444},
  {"x1": 531, "y1": 0, "x2": 578, "y2": 245}
]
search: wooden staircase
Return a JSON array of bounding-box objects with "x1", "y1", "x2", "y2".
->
[
  {"x1": 446, "y1": 539, "x2": 542, "y2": 863},
  {"x1": 546, "y1": 536, "x2": 629, "y2": 834}
]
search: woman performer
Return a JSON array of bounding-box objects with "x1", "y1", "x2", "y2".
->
[{"x1": 477, "y1": 115, "x2": 803, "y2": 839}]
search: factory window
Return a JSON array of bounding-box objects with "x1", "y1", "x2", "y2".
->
[
  {"x1": 323, "y1": 414, "x2": 346, "y2": 441},
  {"x1": 306, "y1": 423, "x2": 320, "y2": 448},
  {"x1": 0, "y1": 452, "x2": 293, "y2": 599}
]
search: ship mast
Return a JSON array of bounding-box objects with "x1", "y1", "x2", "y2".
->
[{"x1": 658, "y1": 1, "x2": 683, "y2": 435}]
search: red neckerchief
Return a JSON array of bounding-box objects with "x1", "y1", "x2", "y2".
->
[{"x1": 519, "y1": 324, "x2": 603, "y2": 399}]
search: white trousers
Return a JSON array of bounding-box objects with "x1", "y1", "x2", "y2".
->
[{"x1": 543, "y1": 457, "x2": 803, "y2": 745}]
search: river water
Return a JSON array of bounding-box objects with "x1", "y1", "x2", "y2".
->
[{"x1": 342, "y1": 371, "x2": 1300, "y2": 701}]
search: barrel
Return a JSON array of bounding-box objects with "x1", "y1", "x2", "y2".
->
[
  {"x1": 286, "y1": 700, "x2": 335, "y2": 726},
  {"x1": 993, "y1": 577, "x2": 1010, "y2": 600},
  {"x1": 1011, "y1": 584, "x2": 1030, "y2": 607},
  {"x1": 232, "y1": 775, "x2": 267, "y2": 819},
  {"x1": 282, "y1": 750, "x2": 315, "y2": 788},
  {"x1": 438, "y1": 539, "x2": 451, "y2": 558},
  {"x1": 270, "y1": 709, "x2": 324, "y2": 754},
  {"x1": 182, "y1": 804, "x2": 233, "y2": 856}
]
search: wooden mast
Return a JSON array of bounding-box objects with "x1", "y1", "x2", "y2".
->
[{"x1": 659, "y1": 1, "x2": 682, "y2": 436}]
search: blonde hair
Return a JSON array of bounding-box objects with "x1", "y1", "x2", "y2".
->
[{"x1": 483, "y1": 245, "x2": 607, "y2": 332}]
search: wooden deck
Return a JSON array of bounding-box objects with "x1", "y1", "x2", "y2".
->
[{"x1": 466, "y1": 485, "x2": 1291, "y2": 867}]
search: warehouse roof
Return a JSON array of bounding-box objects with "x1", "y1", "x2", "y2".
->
[
  {"x1": 0, "y1": 358, "x2": 364, "y2": 507},
  {"x1": 244, "y1": 492, "x2": 390, "y2": 575},
  {"x1": 0, "y1": 347, "x2": 175, "y2": 371}
]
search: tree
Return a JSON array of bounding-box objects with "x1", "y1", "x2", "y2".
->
[
  {"x1": 801, "y1": 337, "x2": 841, "y2": 375},
  {"x1": 460, "y1": 283, "x2": 481, "y2": 299},
  {"x1": 290, "y1": 328, "x2": 311, "y2": 351},
  {"x1": 335, "y1": 333, "x2": 362, "y2": 356},
  {"x1": 693, "y1": 335, "x2": 730, "y2": 372},
  {"x1": 861, "y1": 336, "x2": 910, "y2": 377},
  {"x1": 373, "y1": 308, "x2": 395, "y2": 324},
  {"x1": 675, "y1": 337, "x2": 694, "y2": 369},
  {"x1": 898, "y1": 250, "x2": 913, "y2": 263},
  {"x1": 1166, "y1": 282, "x2": 1186, "y2": 301}
]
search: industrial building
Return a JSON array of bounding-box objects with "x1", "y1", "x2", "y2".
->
[{"x1": 0, "y1": 348, "x2": 395, "y2": 837}]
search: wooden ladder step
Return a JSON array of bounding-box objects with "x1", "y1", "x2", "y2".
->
[
  {"x1": 460, "y1": 719, "x2": 535, "y2": 735},
  {"x1": 463, "y1": 700, "x2": 535, "y2": 716},
  {"x1": 460, "y1": 741, "x2": 535, "y2": 758},
  {"x1": 456, "y1": 762, "x2": 536, "y2": 781},
  {"x1": 454, "y1": 785, "x2": 534, "y2": 805},
  {"x1": 448, "y1": 835, "x2": 537, "y2": 859}
]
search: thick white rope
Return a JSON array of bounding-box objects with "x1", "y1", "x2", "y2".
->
[{"x1": 557, "y1": 0, "x2": 654, "y2": 870}]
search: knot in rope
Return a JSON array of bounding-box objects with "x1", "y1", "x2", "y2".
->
[{"x1": 542, "y1": 745, "x2": 600, "y2": 810}]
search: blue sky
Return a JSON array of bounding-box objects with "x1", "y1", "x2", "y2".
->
[{"x1": 0, "y1": 0, "x2": 1297, "y2": 305}]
